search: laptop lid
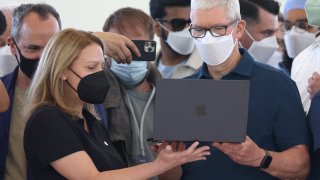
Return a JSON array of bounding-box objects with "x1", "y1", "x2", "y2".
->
[{"x1": 153, "y1": 79, "x2": 250, "y2": 143}]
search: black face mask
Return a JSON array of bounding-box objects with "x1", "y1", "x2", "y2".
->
[
  {"x1": 13, "y1": 39, "x2": 39, "y2": 79},
  {"x1": 67, "y1": 68, "x2": 110, "y2": 104}
]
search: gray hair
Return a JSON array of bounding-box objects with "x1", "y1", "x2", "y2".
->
[
  {"x1": 11, "y1": 3, "x2": 61, "y2": 42},
  {"x1": 191, "y1": 0, "x2": 241, "y2": 20}
]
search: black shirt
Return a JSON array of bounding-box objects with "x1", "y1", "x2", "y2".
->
[{"x1": 24, "y1": 106, "x2": 126, "y2": 180}]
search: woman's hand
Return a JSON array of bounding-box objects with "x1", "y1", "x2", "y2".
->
[{"x1": 154, "y1": 141, "x2": 210, "y2": 173}]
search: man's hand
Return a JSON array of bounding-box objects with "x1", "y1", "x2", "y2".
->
[
  {"x1": 212, "y1": 136, "x2": 265, "y2": 167},
  {"x1": 308, "y1": 72, "x2": 320, "y2": 99},
  {"x1": 92, "y1": 32, "x2": 141, "y2": 64}
]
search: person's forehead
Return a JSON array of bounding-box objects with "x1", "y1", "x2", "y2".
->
[
  {"x1": 254, "y1": 8, "x2": 278, "y2": 30},
  {"x1": 78, "y1": 44, "x2": 104, "y2": 58},
  {"x1": 285, "y1": 9, "x2": 307, "y2": 22},
  {"x1": 164, "y1": 6, "x2": 190, "y2": 19},
  {"x1": 191, "y1": 6, "x2": 232, "y2": 27},
  {"x1": 18, "y1": 12, "x2": 59, "y2": 45},
  {"x1": 109, "y1": 27, "x2": 150, "y2": 40},
  {"x1": 74, "y1": 44, "x2": 104, "y2": 64}
]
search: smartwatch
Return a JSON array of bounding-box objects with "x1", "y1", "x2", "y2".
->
[{"x1": 260, "y1": 150, "x2": 272, "y2": 169}]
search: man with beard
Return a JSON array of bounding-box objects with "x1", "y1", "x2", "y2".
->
[{"x1": 150, "y1": 0, "x2": 202, "y2": 78}]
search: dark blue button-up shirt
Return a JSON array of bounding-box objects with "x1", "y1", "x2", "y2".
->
[
  {"x1": 307, "y1": 92, "x2": 320, "y2": 179},
  {"x1": 182, "y1": 48, "x2": 311, "y2": 180}
]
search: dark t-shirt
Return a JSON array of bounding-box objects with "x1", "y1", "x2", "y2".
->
[{"x1": 24, "y1": 106, "x2": 126, "y2": 180}]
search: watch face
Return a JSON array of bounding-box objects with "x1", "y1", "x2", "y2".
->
[{"x1": 261, "y1": 154, "x2": 273, "y2": 169}]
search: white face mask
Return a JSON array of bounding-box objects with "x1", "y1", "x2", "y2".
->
[
  {"x1": 246, "y1": 30, "x2": 279, "y2": 63},
  {"x1": 194, "y1": 25, "x2": 237, "y2": 66},
  {"x1": 160, "y1": 24, "x2": 195, "y2": 55},
  {"x1": 284, "y1": 26, "x2": 315, "y2": 58},
  {"x1": 110, "y1": 60, "x2": 148, "y2": 87}
]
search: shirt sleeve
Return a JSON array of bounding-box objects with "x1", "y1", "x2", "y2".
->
[
  {"x1": 274, "y1": 81, "x2": 312, "y2": 151},
  {"x1": 24, "y1": 107, "x2": 84, "y2": 167}
]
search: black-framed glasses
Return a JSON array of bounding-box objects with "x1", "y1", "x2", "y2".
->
[
  {"x1": 189, "y1": 19, "x2": 239, "y2": 38},
  {"x1": 156, "y1": 18, "x2": 191, "y2": 32},
  {"x1": 283, "y1": 19, "x2": 313, "y2": 33}
]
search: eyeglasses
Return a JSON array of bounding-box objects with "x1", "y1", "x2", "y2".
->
[
  {"x1": 189, "y1": 19, "x2": 239, "y2": 38},
  {"x1": 156, "y1": 18, "x2": 191, "y2": 32},
  {"x1": 283, "y1": 19, "x2": 313, "y2": 33}
]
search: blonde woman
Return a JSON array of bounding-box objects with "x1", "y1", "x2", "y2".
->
[{"x1": 23, "y1": 28, "x2": 209, "y2": 180}]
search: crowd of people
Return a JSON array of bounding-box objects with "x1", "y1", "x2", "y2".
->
[{"x1": 0, "y1": 0, "x2": 320, "y2": 179}]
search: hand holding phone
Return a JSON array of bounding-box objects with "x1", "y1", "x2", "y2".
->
[{"x1": 130, "y1": 40, "x2": 156, "y2": 61}]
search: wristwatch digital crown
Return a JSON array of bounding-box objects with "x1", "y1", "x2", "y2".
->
[{"x1": 260, "y1": 150, "x2": 272, "y2": 169}]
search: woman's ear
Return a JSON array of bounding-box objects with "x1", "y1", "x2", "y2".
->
[
  {"x1": 60, "y1": 71, "x2": 67, "y2": 80},
  {"x1": 60, "y1": 75, "x2": 67, "y2": 80}
]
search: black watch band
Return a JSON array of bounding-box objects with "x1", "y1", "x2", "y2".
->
[{"x1": 260, "y1": 150, "x2": 272, "y2": 169}]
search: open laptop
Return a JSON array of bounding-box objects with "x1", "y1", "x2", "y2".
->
[{"x1": 153, "y1": 79, "x2": 250, "y2": 143}]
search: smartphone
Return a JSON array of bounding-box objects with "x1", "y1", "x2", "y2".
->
[{"x1": 131, "y1": 40, "x2": 156, "y2": 61}]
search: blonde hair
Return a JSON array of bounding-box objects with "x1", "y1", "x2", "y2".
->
[
  {"x1": 191, "y1": 0, "x2": 241, "y2": 20},
  {"x1": 26, "y1": 28, "x2": 104, "y2": 119}
]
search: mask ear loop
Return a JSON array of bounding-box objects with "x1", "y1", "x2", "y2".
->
[
  {"x1": 245, "y1": 29, "x2": 255, "y2": 41},
  {"x1": 11, "y1": 39, "x2": 22, "y2": 65},
  {"x1": 238, "y1": 41, "x2": 244, "y2": 48},
  {"x1": 65, "y1": 79, "x2": 78, "y2": 93},
  {"x1": 230, "y1": 22, "x2": 240, "y2": 46},
  {"x1": 244, "y1": 29, "x2": 257, "y2": 48},
  {"x1": 65, "y1": 67, "x2": 82, "y2": 93},
  {"x1": 158, "y1": 21, "x2": 173, "y2": 33},
  {"x1": 68, "y1": 67, "x2": 82, "y2": 79}
]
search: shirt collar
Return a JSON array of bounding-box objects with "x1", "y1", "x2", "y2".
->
[
  {"x1": 184, "y1": 48, "x2": 203, "y2": 70},
  {"x1": 198, "y1": 48, "x2": 254, "y2": 79}
]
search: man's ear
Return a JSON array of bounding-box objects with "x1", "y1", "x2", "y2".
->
[
  {"x1": 235, "y1": 20, "x2": 246, "y2": 41},
  {"x1": 154, "y1": 19, "x2": 162, "y2": 38},
  {"x1": 7, "y1": 37, "x2": 17, "y2": 56}
]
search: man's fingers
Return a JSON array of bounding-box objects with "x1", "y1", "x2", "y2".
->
[
  {"x1": 312, "y1": 72, "x2": 319, "y2": 78},
  {"x1": 120, "y1": 43, "x2": 133, "y2": 63},
  {"x1": 125, "y1": 38, "x2": 141, "y2": 58},
  {"x1": 308, "y1": 77, "x2": 313, "y2": 85},
  {"x1": 212, "y1": 142, "x2": 225, "y2": 152}
]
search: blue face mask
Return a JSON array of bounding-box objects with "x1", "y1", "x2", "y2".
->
[{"x1": 110, "y1": 59, "x2": 148, "y2": 88}]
